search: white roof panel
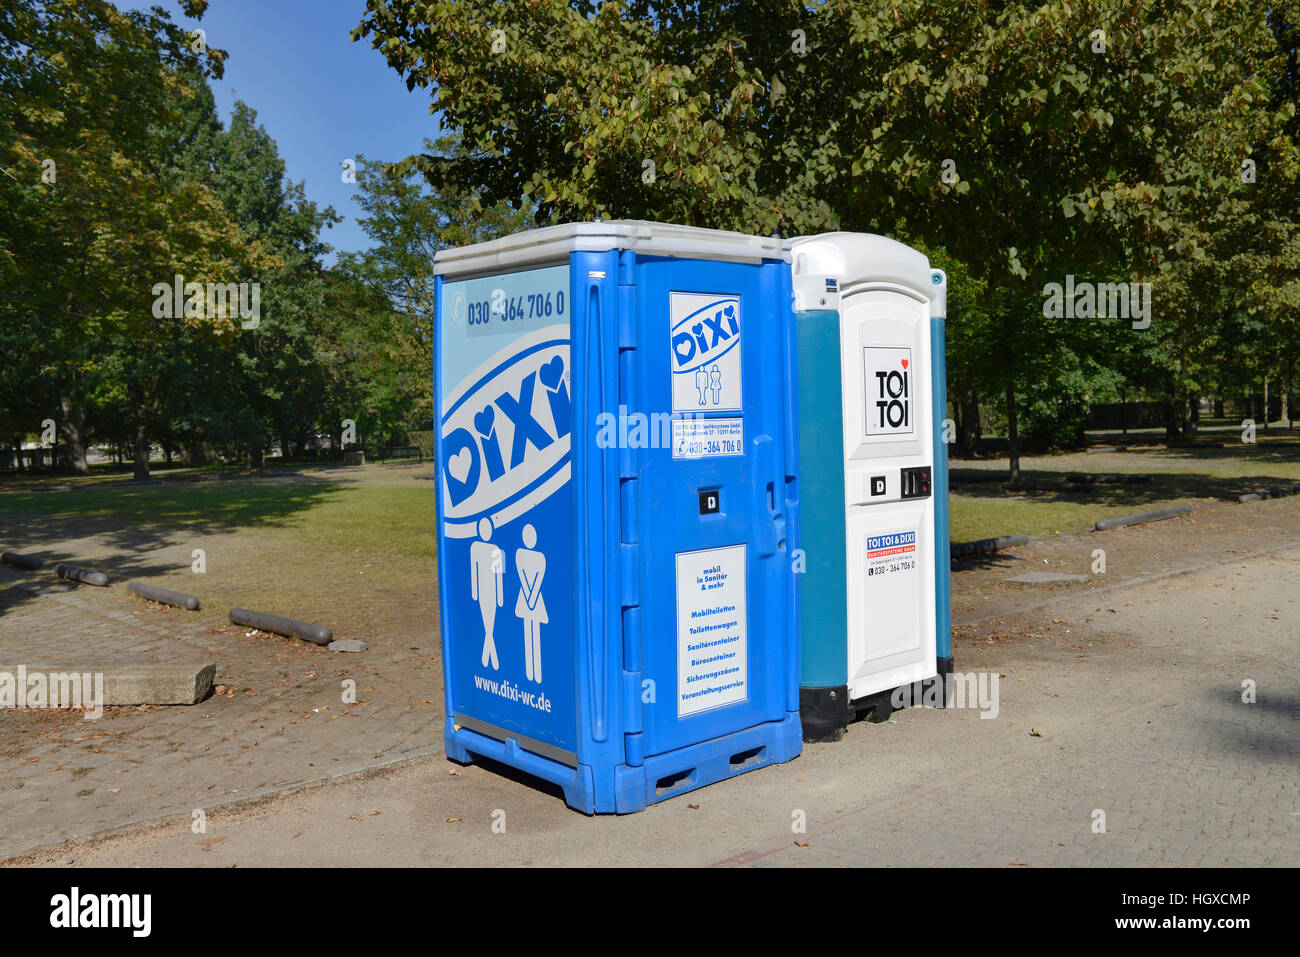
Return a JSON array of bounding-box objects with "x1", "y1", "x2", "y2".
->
[
  {"x1": 434, "y1": 219, "x2": 790, "y2": 279},
  {"x1": 790, "y1": 232, "x2": 946, "y2": 317}
]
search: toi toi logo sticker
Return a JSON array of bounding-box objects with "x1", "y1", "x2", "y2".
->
[{"x1": 864, "y1": 346, "x2": 913, "y2": 436}]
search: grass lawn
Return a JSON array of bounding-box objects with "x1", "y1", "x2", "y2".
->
[
  {"x1": 949, "y1": 433, "x2": 1300, "y2": 541},
  {"x1": 5, "y1": 435, "x2": 1300, "y2": 614},
  {"x1": 0, "y1": 467, "x2": 438, "y2": 643}
]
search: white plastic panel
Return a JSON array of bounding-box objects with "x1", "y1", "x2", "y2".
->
[
  {"x1": 842, "y1": 287, "x2": 932, "y2": 468},
  {"x1": 434, "y1": 219, "x2": 790, "y2": 280},
  {"x1": 845, "y1": 502, "x2": 935, "y2": 695},
  {"x1": 792, "y1": 232, "x2": 942, "y2": 702},
  {"x1": 840, "y1": 283, "x2": 935, "y2": 698}
]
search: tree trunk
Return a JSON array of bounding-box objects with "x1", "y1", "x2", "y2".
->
[
  {"x1": 1287, "y1": 359, "x2": 1294, "y2": 430},
  {"x1": 58, "y1": 397, "x2": 90, "y2": 474},
  {"x1": 247, "y1": 441, "x2": 264, "y2": 470},
  {"x1": 958, "y1": 392, "x2": 981, "y2": 457},
  {"x1": 1005, "y1": 384, "x2": 1021, "y2": 481},
  {"x1": 1163, "y1": 396, "x2": 1182, "y2": 442},
  {"x1": 132, "y1": 415, "x2": 150, "y2": 481}
]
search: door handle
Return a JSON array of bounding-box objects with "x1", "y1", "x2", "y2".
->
[{"x1": 751, "y1": 436, "x2": 781, "y2": 557}]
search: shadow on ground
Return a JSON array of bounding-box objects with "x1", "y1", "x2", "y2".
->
[
  {"x1": 0, "y1": 474, "x2": 350, "y2": 618},
  {"x1": 951, "y1": 466, "x2": 1300, "y2": 506},
  {"x1": 950, "y1": 551, "x2": 1027, "y2": 573},
  {"x1": 1199, "y1": 687, "x2": 1299, "y2": 768}
]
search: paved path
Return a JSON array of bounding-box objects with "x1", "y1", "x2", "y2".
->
[
  {"x1": 8, "y1": 535, "x2": 1296, "y2": 867},
  {"x1": 0, "y1": 567, "x2": 441, "y2": 859}
]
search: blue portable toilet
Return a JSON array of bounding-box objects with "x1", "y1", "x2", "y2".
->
[
  {"x1": 788, "y1": 233, "x2": 952, "y2": 742},
  {"x1": 432, "y1": 220, "x2": 802, "y2": 813}
]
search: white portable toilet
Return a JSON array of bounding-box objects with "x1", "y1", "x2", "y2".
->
[{"x1": 790, "y1": 233, "x2": 950, "y2": 741}]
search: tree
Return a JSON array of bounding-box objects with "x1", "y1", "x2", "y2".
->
[
  {"x1": 336, "y1": 136, "x2": 533, "y2": 435},
  {"x1": 355, "y1": 0, "x2": 1296, "y2": 477},
  {"x1": 0, "y1": 0, "x2": 273, "y2": 478},
  {"x1": 173, "y1": 95, "x2": 339, "y2": 468}
]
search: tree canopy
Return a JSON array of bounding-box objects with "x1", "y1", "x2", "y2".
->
[{"x1": 355, "y1": 0, "x2": 1300, "y2": 472}]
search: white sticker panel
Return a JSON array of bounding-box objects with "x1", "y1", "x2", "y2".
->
[
  {"x1": 863, "y1": 345, "x2": 914, "y2": 438},
  {"x1": 671, "y1": 417, "x2": 744, "y2": 459},
  {"x1": 861, "y1": 527, "x2": 922, "y2": 660},
  {"x1": 676, "y1": 545, "x2": 748, "y2": 717},
  {"x1": 670, "y1": 292, "x2": 742, "y2": 413}
]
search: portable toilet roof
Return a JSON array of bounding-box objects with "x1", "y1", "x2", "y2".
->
[{"x1": 433, "y1": 219, "x2": 791, "y2": 280}]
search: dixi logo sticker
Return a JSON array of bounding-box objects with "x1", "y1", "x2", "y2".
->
[
  {"x1": 441, "y1": 331, "x2": 571, "y2": 538},
  {"x1": 670, "y1": 292, "x2": 742, "y2": 413}
]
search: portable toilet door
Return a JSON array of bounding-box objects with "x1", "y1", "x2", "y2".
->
[
  {"x1": 433, "y1": 220, "x2": 803, "y2": 813},
  {"x1": 789, "y1": 233, "x2": 950, "y2": 741}
]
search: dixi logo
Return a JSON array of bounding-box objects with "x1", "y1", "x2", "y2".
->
[
  {"x1": 670, "y1": 297, "x2": 740, "y2": 372},
  {"x1": 440, "y1": 337, "x2": 571, "y2": 538}
]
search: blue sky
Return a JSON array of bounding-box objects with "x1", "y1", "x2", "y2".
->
[{"x1": 127, "y1": 0, "x2": 439, "y2": 262}]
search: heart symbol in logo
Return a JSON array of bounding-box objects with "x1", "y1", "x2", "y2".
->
[
  {"x1": 448, "y1": 447, "x2": 472, "y2": 483},
  {"x1": 901, "y1": 358, "x2": 909, "y2": 369},
  {"x1": 473, "y1": 405, "x2": 495, "y2": 437},
  {"x1": 539, "y1": 355, "x2": 565, "y2": 390}
]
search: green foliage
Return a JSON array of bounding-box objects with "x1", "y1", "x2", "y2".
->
[
  {"x1": 3, "y1": 0, "x2": 1297, "y2": 482},
  {"x1": 0, "y1": 2, "x2": 437, "y2": 474},
  {"x1": 0, "y1": 0, "x2": 267, "y2": 476},
  {"x1": 336, "y1": 135, "x2": 534, "y2": 433},
  {"x1": 354, "y1": 0, "x2": 1299, "y2": 473}
]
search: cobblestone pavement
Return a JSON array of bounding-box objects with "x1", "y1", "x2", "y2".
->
[
  {"x1": 0, "y1": 566, "x2": 442, "y2": 859},
  {"x1": 6, "y1": 529, "x2": 1297, "y2": 867},
  {"x1": 734, "y1": 555, "x2": 1299, "y2": 867}
]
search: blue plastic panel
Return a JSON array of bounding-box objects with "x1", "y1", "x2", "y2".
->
[
  {"x1": 436, "y1": 265, "x2": 579, "y2": 758},
  {"x1": 436, "y1": 245, "x2": 801, "y2": 814},
  {"x1": 628, "y1": 256, "x2": 796, "y2": 759},
  {"x1": 930, "y1": 314, "x2": 952, "y2": 660},
  {"x1": 793, "y1": 309, "x2": 849, "y2": 688}
]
